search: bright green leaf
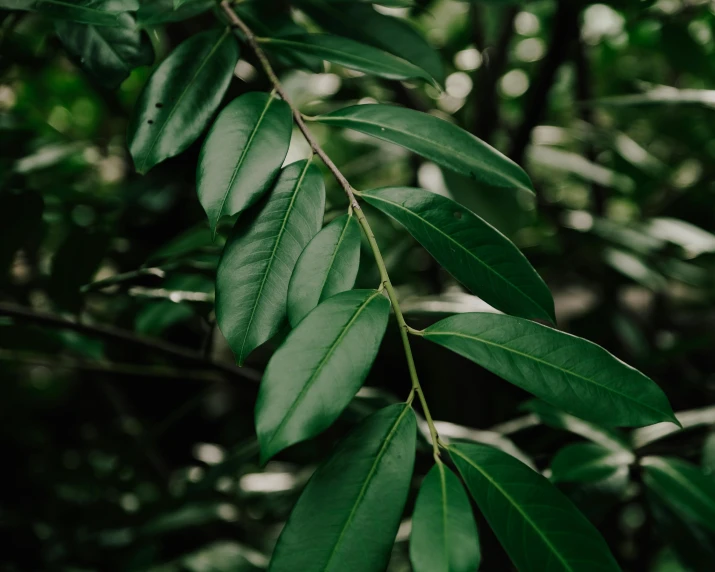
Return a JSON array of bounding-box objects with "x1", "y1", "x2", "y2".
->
[
  {"x1": 550, "y1": 443, "x2": 634, "y2": 483},
  {"x1": 261, "y1": 34, "x2": 435, "y2": 84},
  {"x1": 216, "y1": 160, "x2": 325, "y2": 367},
  {"x1": 424, "y1": 313, "x2": 677, "y2": 427},
  {"x1": 256, "y1": 289, "x2": 389, "y2": 461},
  {"x1": 642, "y1": 456, "x2": 715, "y2": 534},
  {"x1": 314, "y1": 104, "x2": 533, "y2": 193},
  {"x1": 197, "y1": 92, "x2": 293, "y2": 233},
  {"x1": 127, "y1": 28, "x2": 238, "y2": 174},
  {"x1": 56, "y1": 13, "x2": 154, "y2": 89},
  {"x1": 361, "y1": 186, "x2": 554, "y2": 322},
  {"x1": 410, "y1": 462, "x2": 480, "y2": 572},
  {"x1": 450, "y1": 443, "x2": 621, "y2": 572},
  {"x1": 287, "y1": 213, "x2": 361, "y2": 327},
  {"x1": 137, "y1": 0, "x2": 213, "y2": 25},
  {"x1": 269, "y1": 404, "x2": 416, "y2": 572}
]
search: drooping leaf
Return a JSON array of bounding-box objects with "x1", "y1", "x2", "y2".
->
[
  {"x1": 56, "y1": 12, "x2": 153, "y2": 89},
  {"x1": 287, "y1": 213, "x2": 361, "y2": 327},
  {"x1": 642, "y1": 456, "x2": 715, "y2": 534},
  {"x1": 197, "y1": 92, "x2": 293, "y2": 233},
  {"x1": 550, "y1": 443, "x2": 635, "y2": 484},
  {"x1": 256, "y1": 289, "x2": 390, "y2": 461},
  {"x1": 296, "y1": 0, "x2": 443, "y2": 84},
  {"x1": 216, "y1": 160, "x2": 325, "y2": 366},
  {"x1": 137, "y1": 0, "x2": 213, "y2": 26},
  {"x1": 314, "y1": 104, "x2": 533, "y2": 193},
  {"x1": 450, "y1": 443, "x2": 621, "y2": 572},
  {"x1": 410, "y1": 462, "x2": 480, "y2": 572},
  {"x1": 127, "y1": 28, "x2": 238, "y2": 174},
  {"x1": 424, "y1": 313, "x2": 677, "y2": 427},
  {"x1": 260, "y1": 34, "x2": 435, "y2": 84},
  {"x1": 361, "y1": 186, "x2": 554, "y2": 322},
  {"x1": 269, "y1": 404, "x2": 416, "y2": 572}
]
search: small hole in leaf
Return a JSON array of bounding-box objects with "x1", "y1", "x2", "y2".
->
[
  {"x1": 155, "y1": 103, "x2": 163, "y2": 108},
  {"x1": 147, "y1": 120, "x2": 154, "y2": 125},
  {"x1": 454, "y1": 211, "x2": 463, "y2": 220}
]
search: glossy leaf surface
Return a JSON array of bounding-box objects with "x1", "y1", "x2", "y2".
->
[
  {"x1": 128, "y1": 29, "x2": 238, "y2": 174},
  {"x1": 315, "y1": 104, "x2": 533, "y2": 193},
  {"x1": 424, "y1": 313, "x2": 677, "y2": 427},
  {"x1": 32, "y1": 0, "x2": 125, "y2": 26},
  {"x1": 262, "y1": 34, "x2": 434, "y2": 84},
  {"x1": 137, "y1": 0, "x2": 213, "y2": 25},
  {"x1": 450, "y1": 443, "x2": 621, "y2": 572},
  {"x1": 550, "y1": 443, "x2": 634, "y2": 483},
  {"x1": 362, "y1": 187, "x2": 554, "y2": 322},
  {"x1": 642, "y1": 456, "x2": 715, "y2": 534},
  {"x1": 269, "y1": 404, "x2": 416, "y2": 572},
  {"x1": 410, "y1": 462, "x2": 480, "y2": 572},
  {"x1": 257, "y1": 289, "x2": 389, "y2": 461},
  {"x1": 216, "y1": 160, "x2": 325, "y2": 366},
  {"x1": 56, "y1": 13, "x2": 153, "y2": 89},
  {"x1": 197, "y1": 92, "x2": 293, "y2": 232},
  {"x1": 287, "y1": 213, "x2": 361, "y2": 327}
]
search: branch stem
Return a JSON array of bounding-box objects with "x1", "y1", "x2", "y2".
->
[{"x1": 219, "y1": 1, "x2": 440, "y2": 455}]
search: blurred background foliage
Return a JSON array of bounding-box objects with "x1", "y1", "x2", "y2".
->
[{"x1": 1, "y1": 0, "x2": 715, "y2": 570}]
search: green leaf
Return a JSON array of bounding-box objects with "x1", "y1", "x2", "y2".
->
[
  {"x1": 33, "y1": 0, "x2": 125, "y2": 27},
  {"x1": 256, "y1": 289, "x2": 390, "y2": 461},
  {"x1": 197, "y1": 92, "x2": 293, "y2": 233},
  {"x1": 296, "y1": 1, "x2": 443, "y2": 84},
  {"x1": 424, "y1": 313, "x2": 677, "y2": 427},
  {"x1": 216, "y1": 160, "x2": 325, "y2": 366},
  {"x1": 410, "y1": 462, "x2": 480, "y2": 572},
  {"x1": 314, "y1": 104, "x2": 533, "y2": 193},
  {"x1": 287, "y1": 213, "x2": 361, "y2": 327},
  {"x1": 260, "y1": 34, "x2": 435, "y2": 84},
  {"x1": 127, "y1": 28, "x2": 238, "y2": 174},
  {"x1": 361, "y1": 186, "x2": 554, "y2": 322},
  {"x1": 56, "y1": 13, "x2": 154, "y2": 89},
  {"x1": 642, "y1": 456, "x2": 715, "y2": 534},
  {"x1": 550, "y1": 443, "x2": 634, "y2": 484},
  {"x1": 137, "y1": 0, "x2": 213, "y2": 26},
  {"x1": 269, "y1": 403, "x2": 416, "y2": 572},
  {"x1": 450, "y1": 443, "x2": 621, "y2": 572}
]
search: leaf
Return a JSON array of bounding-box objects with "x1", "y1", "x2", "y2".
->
[
  {"x1": 256, "y1": 289, "x2": 390, "y2": 461},
  {"x1": 56, "y1": 13, "x2": 154, "y2": 89},
  {"x1": 127, "y1": 28, "x2": 238, "y2": 174},
  {"x1": 361, "y1": 186, "x2": 554, "y2": 322},
  {"x1": 450, "y1": 443, "x2": 621, "y2": 572},
  {"x1": 550, "y1": 443, "x2": 634, "y2": 484},
  {"x1": 287, "y1": 213, "x2": 361, "y2": 327},
  {"x1": 296, "y1": 1, "x2": 443, "y2": 84},
  {"x1": 197, "y1": 92, "x2": 293, "y2": 233},
  {"x1": 216, "y1": 160, "x2": 325, "y2": 366},
  {"x1": 260, "y1": 34, "x2": 435, "y2": 84},
  {"x1": 269, "y1": 404, "x2": 416, "y2": 572},
  {"x1": 410, "y1": 462, "x2": 480, "y2": 572},
  {"x1": 642, "y1": 456, "x2": 715, "y2": 534},
  {"x1": 314, "y1": 104, "x2": 533, "y2": 193},
  {"x1": 137, "y1": 0, "x2": 213, "y2": 26},
  {"x1": 34, "y1": 0, "x2": 125, "y2": 27},
  {"x1": 424, "y1": 313, "x2": 677, "y2": 427}
]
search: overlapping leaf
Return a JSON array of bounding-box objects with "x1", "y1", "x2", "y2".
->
[
  {"x1": 287, "y1": 213, "x2": 361, "y2": 326},
  {"x1": 550, "y1": 443, "x2": 634, "y2": 483},
  {"x1": 450, "y1": 443, "x2": 621, "y2": 572},
  {"x1": 362, "y1": 186, "x2": 554, "y2": 322},
  {"x1": 137, "y1": 0, "x2": 213, "y2": 25},
  {"x1": 269, "y1": 404, "x2": 416, "y2": 572},
  {"x1": 410, "y1": 462, "x2": 480, "y2": 572},
  {"x1": 197, "y1": 92, "x2": 293, "y2": 233},
  {"x1": 315, "y1": 104, "x2": 533, "y2": 193},
  {"x1": 128, "y1": 29, "x2": 238, "y2": 174},
  {"x1": 424, "y1": 313, "x2": 677, "y2": 427},
  {"x1": 257, "y1": 289, "x2": 389, "y2": 461},
  {"x1": 216, "y1": 160, "x2": 325, "y2": 366}
]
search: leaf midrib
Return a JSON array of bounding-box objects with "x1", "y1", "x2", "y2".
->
[
  {"x1": 450, "y1": 446, "x2": 575, "y2": 572},
  {"x1": 365, "y1": 192, "x2": 551, "y2": 322},
  {"x1": 266, "y1": 289, "x2": 382, "y2": 450},
  {"x1": 138, "y1": 29, "x2": 229, "y2": 173},
  {"x1": 437, "y1": 462, "x2": 450, "y2": 570},
  {"x1": 647, "y1": 461, "x2": 715, "y2": 517},
  {"x1": 322, "y1": 404, "x2": 412, "y2": 572},
  {"x1": 317, "y1": 214, "x2": 353, "y2": 303},
  {"x1": 426, "y1": 329, "x2": 667, "y2": 420}
]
